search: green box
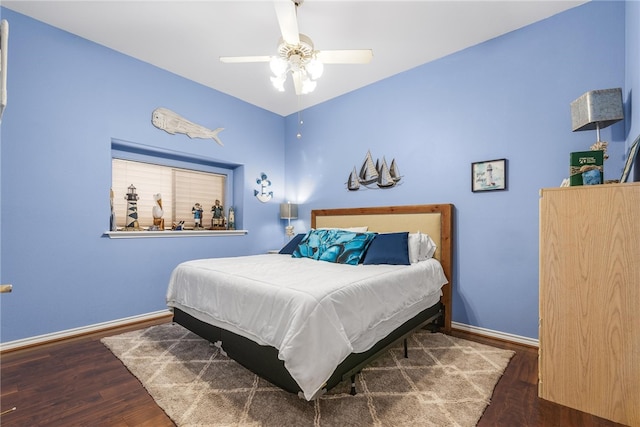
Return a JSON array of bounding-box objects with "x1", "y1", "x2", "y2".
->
[{"x1": 570, "y1": 150, "x2": 603, "y2": 186}]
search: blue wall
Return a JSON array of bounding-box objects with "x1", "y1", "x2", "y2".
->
[
  {"x1": 0, "y1": 8, "x2": 286, "y2": 342},
  {"x1": 283, "y1": 1, "x2": 627, "y2": 339},
  {"x1": 0, "y1": 1, "x2": 632, "y2": 343},
  {"x1": 626, "y1": 0, "x2": 640, "y2": 181}
]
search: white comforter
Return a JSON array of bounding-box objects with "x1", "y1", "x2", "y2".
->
[{"x1": 166, "y1": 254, "x2": 447, "y2": 400}]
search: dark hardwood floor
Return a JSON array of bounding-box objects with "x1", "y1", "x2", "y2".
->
[
  {"x1": 449, "y1": 330, "x2": 627, "y2": 427},
  {"x1": 0, "y1": 322, "x2": 627, "y2": 427}
]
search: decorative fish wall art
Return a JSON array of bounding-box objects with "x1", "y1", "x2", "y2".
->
[
  {"x1": 151, "y1": 107, "x2": 224, "y2": 146},
  {"x1": 347, "y1": 150, "x2": 402, "y2": 191}
]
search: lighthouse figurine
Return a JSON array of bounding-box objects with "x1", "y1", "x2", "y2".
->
[
  {"x1": 124, "y1": 184, "x2": 141, "y2": 230},
  {"x1": 227, "y1": 206, "x2": 235, "y2": 230}
]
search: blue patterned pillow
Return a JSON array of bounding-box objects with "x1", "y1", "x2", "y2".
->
[
  {"x1": 320, "y1": 230, "x2": 377, "y2": 265},
  {"x1": 362, "y1": 232, "x2": 410, "y2": 265},
  {"x1": 292, "y1": 229, "x2": 331, "y2": 260},
  {"x1": 293, "y1": 229, "x2": 376, "y2": 265}
]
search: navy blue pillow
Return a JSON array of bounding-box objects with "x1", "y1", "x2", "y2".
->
[
  {"x1": 278, "y1": 233, "x2": 306, "y2": 254},
  {"x1": 362, "y1": 232, "x2": 410, "y2": 265}
]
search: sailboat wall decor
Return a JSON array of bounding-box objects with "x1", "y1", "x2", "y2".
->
[
  {"x1": 359, "y1": 151, "x2": 378, "y2": 185},
  {"x1": 347, "y1": 151, "x2": 402, "y2": 191}
]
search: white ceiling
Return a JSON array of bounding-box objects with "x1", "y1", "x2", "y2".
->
[{"x1": 4, "y1": 0, "x2": 587, "y2": 116}]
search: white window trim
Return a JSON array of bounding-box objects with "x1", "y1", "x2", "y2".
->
[
  {"x1": 104, "y1": 229, "x2": 248, "y2": 239},
  {"x1": 110, "y1": 138, "x2": 245, "y2": 238}
]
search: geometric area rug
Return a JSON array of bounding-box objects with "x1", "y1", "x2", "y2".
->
[{"x1": 102, "y1": 323, "x2": 514, "y2": 427}]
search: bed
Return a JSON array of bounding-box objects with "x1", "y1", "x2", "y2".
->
[{"x1": 167, "y1": 204, "x2": 453, "y2": 400}]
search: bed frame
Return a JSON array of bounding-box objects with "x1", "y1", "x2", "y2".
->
[{"x1": 172, "y1": 203, "x2": 454, "y2": 397}]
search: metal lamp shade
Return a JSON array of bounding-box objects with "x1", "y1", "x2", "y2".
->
[
  {"x1": 571, "y1": 88, "x2": 623, "y2": 132},
  {"x1": 279, "y1": 203, "x2": 298, "y2": 220}
]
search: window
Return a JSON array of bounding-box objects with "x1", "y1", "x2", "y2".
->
[
  {"x1": 112, "y1": 159, "x2": 226, "y2": 229},
  {"x1": 110, "y1": 139, "x2": 238, "y2": 232}
]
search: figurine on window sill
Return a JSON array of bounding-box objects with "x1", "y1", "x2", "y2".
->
[
  {"x1": 192, "y1": 203, "x2": 204, "y2": 228},
  {"x1": 228, "y1": 207, "x2": 235, "y2": 230},
  {"x1": 153, "y1": 193, "x2": 165, "y2": 230},
  {"x1": 211, "y1": 199, "x2": 225, "y2": 229}
]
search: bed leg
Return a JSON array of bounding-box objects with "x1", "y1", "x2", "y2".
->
[
  {"x1": 350, "y1": 374, "x2": 357, "y2": 396},
  {"x1": 404, "y1": 338, "x2": 408, "y2": 358},
  {"x1": 425, "y1": 306, "x2": 445, "y2": 333}
]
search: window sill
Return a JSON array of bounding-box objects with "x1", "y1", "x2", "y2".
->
[{"x1": 104, "y1": 229, "x2": 248, "y2": 239}]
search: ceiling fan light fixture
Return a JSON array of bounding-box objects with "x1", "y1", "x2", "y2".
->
[
  {"x1": 269, "y1": 56, "x2": 288, "y2": 76},
  {"x1": 270, "y1": 74, "x2": 286, "y2": 92},
  {"x1": 221, "y1": 0, "x2": 373, "y2": 98},
  {"x1": 306, "y1": 57, "x2": 324, "y2": 80},
  {"x1": 301, "y1": 76, "x2": 317, "y2": 94}
]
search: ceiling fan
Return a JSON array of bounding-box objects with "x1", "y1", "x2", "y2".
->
[{"x1": 219, "y1": 0, "x2": 373, "y2": 95}]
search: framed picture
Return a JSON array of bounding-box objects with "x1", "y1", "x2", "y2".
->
[
  {"x1": 472, "y1": 158, "x2": 507, "y2": 192},
  {"x1": 620, "y1": 134, "x2": 639, "y2": 183}
]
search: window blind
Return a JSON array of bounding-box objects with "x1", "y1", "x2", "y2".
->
[{"x1": 112, "y1": 158, "x2": 225, "y2": 229}]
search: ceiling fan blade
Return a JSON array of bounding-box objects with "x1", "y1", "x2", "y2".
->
[
  {"x1": 316, "y1": 49, "x2": 373, "y2": 64},
  {"x1": 274, "y1": 0, "x2": 300, "y2": 45},
  {"x1": 292, "y1": 70, "x2": 303, "y2": 96},
  {"x1": 219, "y1": 55, "x2": 272, "y2": 63}
]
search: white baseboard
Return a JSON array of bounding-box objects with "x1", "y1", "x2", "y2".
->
[
  {"x1": 1, "y1": 312, "x2": 537, "y2": 353},
  {"x1": 451, "y1": 321, "x2": 539, "y2": 347},
  {"x1": 0, "y1": 309, "x2": 172, "y2": 352}
]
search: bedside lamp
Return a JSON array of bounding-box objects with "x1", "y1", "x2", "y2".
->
[
  {"x1": 570, "y1": 88, "x2": 624, "y2": 159},
  {"x1": 279, "y1": 202, "x2": 298, "y2": 238}
]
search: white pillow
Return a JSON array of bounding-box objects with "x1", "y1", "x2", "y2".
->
[
  {"x1": 408, "y1": 232, "x2": 437, "y2": 263},
  {"x1": 420, "y1": 233, "x2": 437, "y2": 260},
  {"x1": 318, "y1": 226, "x2": 369, "y2": 232},
  {"x1": 408, "y1": 233, "x2": 422, "y2": 263}
]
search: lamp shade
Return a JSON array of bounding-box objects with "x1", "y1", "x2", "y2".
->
[
  {"x1": 280, "y1": 203, "x2": 298, "y2": 220},
  {"x1": 571, "y1": 88, "x2": 623, "y2": 132}
]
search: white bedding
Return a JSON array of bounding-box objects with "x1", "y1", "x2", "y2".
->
[{"x1": 166, "y1": 254, "x2": 447, "y2": 400}]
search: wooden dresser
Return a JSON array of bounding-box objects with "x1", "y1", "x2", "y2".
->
[{"x1": 538, "y1": 182, "x2": 640, "y2": 426}]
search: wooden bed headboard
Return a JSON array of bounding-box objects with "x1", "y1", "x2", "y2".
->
[{"x1": 311, "y1": 204, "x2": 453, "y2": 332}]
